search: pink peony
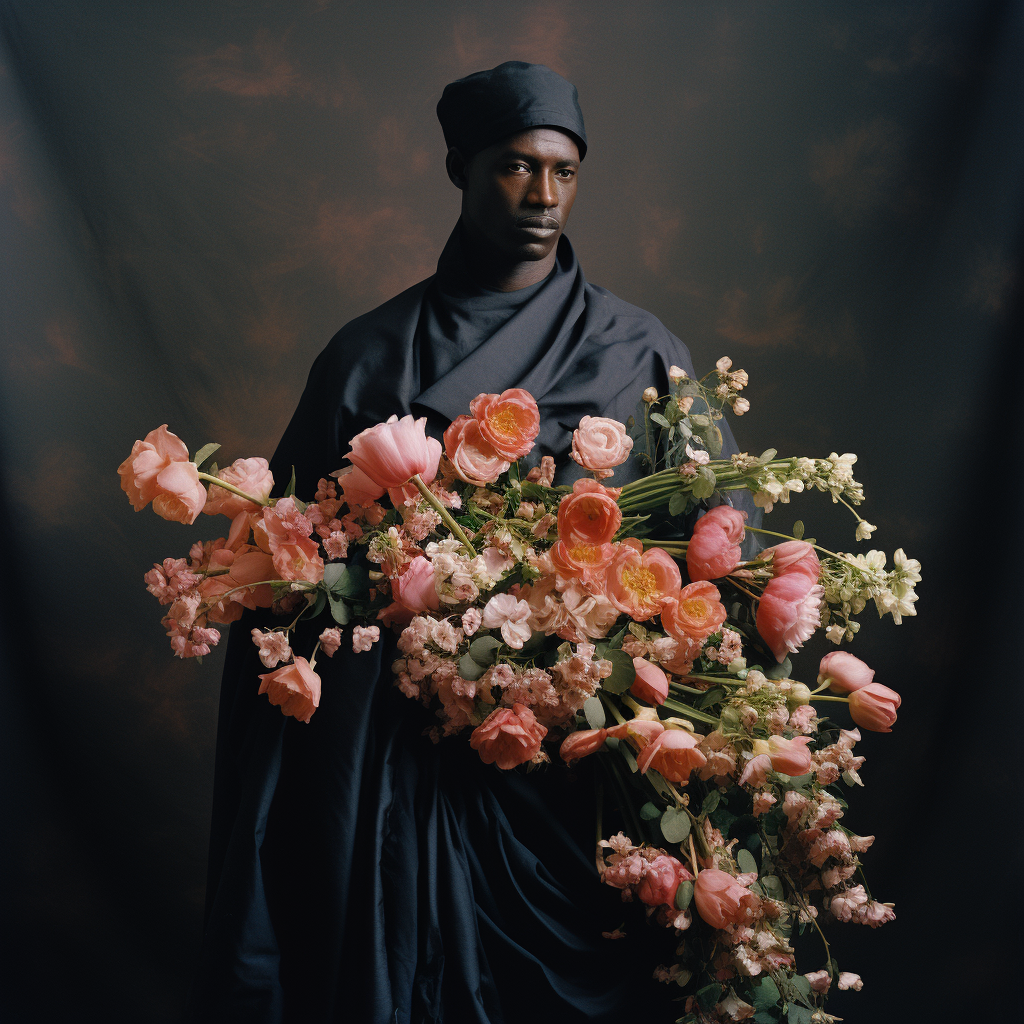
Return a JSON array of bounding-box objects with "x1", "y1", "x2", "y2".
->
[
  {"x1": 559, "y1": 728, "x2": 608, "y2": 763},
  {"x1": 318, "y1": 627, "x2": 342, "y2": 657},
  {"x1": 117, "y1": 424, "x2": 207, "y2": 524},
  {"x1": 764, "y1": 540, "x2": 820, "y2": 582},
  {"x1": 258, "y1": 656, "x2": 321, "y2": 723},
  {"x1": 630, "y1": 657, "x2": 669, "y2": 705},
  {"x1": 848, "y1": 683, "x2": 901, "y2": 732},
  {"x1": 470, "y1": 388, "x2": 540, "y2": 460},
  {"x1": 756, "y1": 573, "x2": 824, "y2": 662},
  {"x1": 557, "y1": 477, "x2": 623, "y2": 546},
  {"x1": 686, "y1": 505, "x2": 747, "y2": 582},
  {"x1": 480, "y1": 593, "x2": 533, "y2": 649},
  {"x1": 662, "y1": 581, "x2": 727, "y2": 643},
  {"x1": 346, "y1": 413, "x2": 440, "y2": 490},
  {"x1": 693, "y1": 868, "x2": 761, "y2": 929},
  {"x1": 570, "y1": 415, "x2": 633, "y2": 478},
  {"x1": 203, "y1": 457, "x2": 274, "y2": 518},
  {"x1": 636, "y1": 728, "x2": 707, "y2": 783},
  {"x1": 636, "y1": 855, "x2": 691, "y2": 908},
  {"x1": 393, "y1": 556, "x2": 440, "y2": 613},
  {"x1": 605, "y1": 539, "x2": 682, "y2": 620},
  {"x1": 470, "y1": 703, "x2": 548, "y2": 769},
  {"x1": 818, "y1": 651, "x2": 875, "y2": 694},
  {"x1": 444, "y1": 415, "x2": 510, "y2": 485}
]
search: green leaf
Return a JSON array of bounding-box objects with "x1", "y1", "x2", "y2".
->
[
  {"x1": 640, "y1": 801, "x2": 661, "y2": 821},
  {"x1": 753, "y1": 1013, "x2": 779, "y2": 1024},
  {"x1": 779, "y1": 772, "x2": 814, "y2": 790},
  {"x1": 789, "y1": 976, "x2": 812, "y2": 1001},
  {"x1": 691, "y1": 466, "x2": 717, "y2": 500},
  {"x1": 469, "y1": 636, "x2": 502, "y2": 665},
  {"x1": 327, "y1": 593, "x2": 350, "y2": 625},
  {"x1": 302, "y1": 590, "x2": 327, "y2": 620},
  {"x1": 650, "y1": 412, "x2": 671, "y2": 428},
  {"x1": 323, "y1": 563, "x2": 348, "y2": 591},
  {"x1": 752, "y1": 976, "x2": 781, "y2": 1010},
  {"x1": 792, "y1": 520, "x2": 805, "y2": 540},
  {"x1": 760, "y1": 874, "x2": 784, "y2": 900},
  {"x1": 284, "y1": 465, "x2": 297, "y2": 498},
  {"x1": 759, "y1": 448, "x2": 778, "y2": 464},
  {"x1": 459, "y1": 653, "x2": 488, "y2": 681},
  {"x1": 736, "y1": 848, "x2": 758, "y2": 875},
  {"x1": 619, "y1": 745, "x2": 639, "y2": 773},
  {"x1": 699, "y1": 686, "x2": 727, "y2": 708},
  {"x1": 583, "y1": 696, "x2": 606, "y2": 730},
  {"x1": 787, "y1": 1007, "x2": 814, "y2": 1024},
  {"x1": 674, "y1": 878, "x2": 694, "y2": 911},
  {"x1": 690, "y1": 414, "x2": 710, "y2": 428},
  {"x1": 669, "y1": 490, "x2": 689, "y2": 516},
  {"x1": 696, "y1": 983, "x2": 723, "y2": 1012},
  {"x1": 192, "y1": 442, "x2": 221, "y2": 469},
  {"x1": 765, "y1": 656, "x2": 792, "y2": 680},
  {"x1": 332, "y1": 564, "x2": 368, "y2": 599},
  {"x1": 660, "y1": 806, "x2": 691, "y2": 843},
  {"x1": 700, "y1": 790, "x2": 721, "y2": 816},
  {"x1": 600, "y1": 649, "x2": 636, "y2": 694}
]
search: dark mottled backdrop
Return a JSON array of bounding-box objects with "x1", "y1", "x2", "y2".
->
[{"x1": 1, "y1": 2, "x2": 1021, "y2": 1022}]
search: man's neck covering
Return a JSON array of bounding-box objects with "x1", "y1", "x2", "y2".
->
[{"x1": 436, "y1": 60, "x2": 587, "y2": 162}]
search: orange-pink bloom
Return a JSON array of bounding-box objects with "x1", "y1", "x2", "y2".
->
[
  {"x1": 662, "y1": 581, "x2": 727, "y2": 643},
  {"x1": 469, "y1": 703, "x2": 548, "y2": 769},
  {"x1": 636, "y1": 728, "x2": 707, "y2": 783},
  {"x1": 693, "y1": 868, "x2": 761, "y2": 929},
  {"x1": 258, "y1": 656, "x2": 321, "y2": 724},
  {"x1": 636, "y1": 854, "x2": 691, "y2": 908},
  {"x1": 557, "y1": 477, "x2": 622, "y2": 546},
  {"x1": 470, "y1": 388, "x2": 540, "y2": 460},
  {"x1": 335, "y1": 465, "x2": 387, "y2": 507},
  {"x1": 756, "y1": 573, "x2": 824, "y2": 662},
  {"x1": 570, "y1": 416, "x2": 633, "y2": 478},
  {"x1": 818, "y1": 651, "x2": 875, "y2": 693},
  {"x1": 559, "y1": 728, "x2": 608, "y2": 763},
  {"x1": 605, "y1": 539, "x2": 682, "y2": 620},
  {"x1": 848, "y1": 682, "x2": 901, "y2": 732},
  {"x1": 686, "y1": 505, "x2": 746, "y2": 582},
  {"x1": 199, "y1": 547, "x2": 276, "y2": 624},
  {"x1": 764, "y1": 540, "x2": 820, "y2": 582},
  {"x1": 346, "y1": 413, "x2": 440, "y2": 490},
  {"x1": 444, "y1": 415, "x2": 511, "y2": 485},
  {"x1": 767, "y1": 735, "x2": 814, "y2": 775},
  {"x1": 630, "y1": 657, "x2": 669, "y2": 705},
  {"x1": 117, "y1": 424, "x2": 207, "y2": 524},
  {"x1": 203, "y1": 457, "x2": 274, "y2": 518},
  {"x1": 549, "y1": 538, "x2": 616, "y2": 584}
]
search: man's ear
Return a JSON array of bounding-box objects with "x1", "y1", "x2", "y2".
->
[{"x1": 445, "y1": 147, "x2": 468, "y2": 190}]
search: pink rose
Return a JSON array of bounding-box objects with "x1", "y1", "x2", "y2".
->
[
  {"x1": 767, "y1": 735, "x2": 814, "y2": 775},
  {"x1": 636, "y1": 728, "x2": 707, "y2": 783},
  {"x1": 393, "y1": 556, "x2": 440, "y2": 613},
  {"x1": 443, "y1": 415, "x2": 510, "y2": 485},
  {"x1": 686, "y1": 506, "x2": 746, "y2": 582},
  {"x1": 117, "y1": 424, "x2": 207, "y2": 524},
  {"x1": 848, "y1": 682, "x2": 901, "y2": 732},
  {"x1": 470, "y1": 703, "x2": 548, "y2": 769},
  {"x1": 636, "y1": 854, "x2": 691, "y2": 908},
  {"x1": 818, "y1": 651, "x2": 875, "y2": 693},
  {"x1": 470, "y1": 388, "x2": 540, "y2": 460},
  {"x1": 559, "y1": 728, "x2": 608, "y2": 763},
  {"x1": 570, "y1": 416, "x2": 633, "y2": 478},
  {"x1": 258, "y1": 656, "x2": 321, "y2": 723},
  {"x1": 693, "y1": 868, "x2": 761, "y2": 929},
  {"x1": 630, "y1": 657, "x2": 669, "y2": 705},
  {"x1": 756, "y1": 573, "x2": 824, "y2": 662},
  {"x1": 764, "y1": 540, "x2": 820, "y2": 582},
  {"x1": 203, "y1": 457, "x2": 274, "y2": 518},
  {"x1": 346, "y1": 413, "x2": 440, "y2": 490}
]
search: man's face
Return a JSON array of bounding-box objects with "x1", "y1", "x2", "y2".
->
[{"x1": 455, "y1": 127, "x2": 580, "y2": 264}]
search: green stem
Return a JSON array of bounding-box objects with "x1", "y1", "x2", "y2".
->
[
  {"x1": 197, "y1": 472, "x2": 271, "y2": 507},
  {"x1": 744, "y1": 525, "x2": 867, "y2": 573},
  {"x1": 808, "y1": 694, "x2": 850, "y2": 704},
  {"x1": 661, "y1": 696, "x2": 720, "y2": 726},
  {"x1": 411, "y1": 474, "x2": 477, "y2": 556},
  {"x1": 598, "y1": 689, "x2": 627, "y2": 724}
]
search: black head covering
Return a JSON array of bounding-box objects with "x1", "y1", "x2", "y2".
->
[{"x1": 436, "y1": 60, "x2": 587, "y2": 162}]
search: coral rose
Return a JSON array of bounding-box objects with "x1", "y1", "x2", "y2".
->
[
  {"x1": 767, "y1": 735, "x2": 814, "y2": 775},
  {"x1": 636, "y1": 728, "x2": 707, "y2": 783},
  {"x1": 756, "y1": 573, "x2": 824, "y2": 662},
  {"x1": 470, "y1": 388, "x2": 540, "y2": 460},
  {"x1": 557, "y1": 478, "x2": 622, "y2": 546},
  {"x1": 818, "y1": 651, "x2": 875, "y2": 694},
  {"x1": 693, "y1": 868, "x2": 761, "y2": 929},
  {"x1": 393, "y1": 556, "x2": 440, "y2": 613},
  {"x1": 258, "y1": 656, "x2": 321, "y2": 724},
  {"x1": 606, "y1": 539, "x2": 682, "y2": 620},
  {"x1": 570, "y1": 416, "x2": 633, "y2": 478},
  {"x1": 117, "y1": 424, "x2": 207, "y2": 524},
  {"x1": 444, "y1": 415, "x2": 511, "y2": 485},
  {"x1": 662, "y1": 581, "x2": 727, "y2": 643},
  {"x1": 630, "y1": 658, "x2": 669, "y2": 705},
  {"x1": 848, "y1": 682, "x2": 901, "y2": 732},
  {"x1": 686, "y1": 506, "x2": 746, "y2": 582},
  {"x1": 764, "y1": 540, "x2": 820, "y2": 582},
  {"x1": 203, "y1": 457, "x2": 274, "y2": 518},
  {"x1": 346, "y1": 413, "x2": 439, "y2": 490},
  {"x1": 470, "y1": 703, "x2": 548, "y2": 769},
  {"x1": 559, "y1": 728, "x2": 608, "y2": 763},
  {"x1": 636, "y1": 854, "x2": 691, "y2": 908}
]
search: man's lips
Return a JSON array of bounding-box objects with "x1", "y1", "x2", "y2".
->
[{"x1": 518, "y1": 216, "x2": 560, "y2": 230}]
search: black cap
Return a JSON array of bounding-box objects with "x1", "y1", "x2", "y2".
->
[{"x1": 437, "y1": 61, "x2": 587, "y2": 162}]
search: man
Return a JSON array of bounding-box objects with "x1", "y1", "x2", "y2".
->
[{"x1": 190, "y1": 61, "x2": 750, "y2": 1024}]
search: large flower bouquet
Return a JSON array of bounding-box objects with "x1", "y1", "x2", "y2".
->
[{"x1": 120, "y1": 358, "x2": 919, "y2": 1023}]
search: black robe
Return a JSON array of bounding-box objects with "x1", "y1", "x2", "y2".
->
[{"x1": 188, "y1": 223, "x2": 754, "y2": 1024}]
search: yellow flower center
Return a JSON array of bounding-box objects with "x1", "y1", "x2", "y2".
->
[
  {"x1": 569, "y1": 544, "x2": 603, "y2": 564},
  {"x1": 488, "y1": 407, "x2": 521, "y2": 438},
  {"x1": 622, "y1": 565, "x2": 658, "y2": 601},
  {"x1": 680, "y1": 597, "x2": 708, "y2": 621}
]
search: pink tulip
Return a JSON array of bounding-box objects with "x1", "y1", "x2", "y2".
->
[
  {"x1": 393, "y1": 556, "x2": 440, "y2": 613},
  {"x1": 258, "y1": 656, "x2": 321, "y2": 724},
  {"x1": 756, "y1": 573, "x2": 824, "y2": 662},
  {"x1": 388, "y1": 437, "x2": 443, "y2": 505},
  {"x1": 818, "y1": 651, "x2": 875, "y2": 693},
  {"x1": 768, "y1": 735, "x2": 814, "y2": 775},
  {"x1": 346, "y1": 413, "x2": 439, "y2": 490},
  {"x1": 336, "y1": 465, "x2": 386, "y2": 507},
  {"x1": 686, "y1": 506, "x2": 746, "y2": 581},
  {"x1": 848, "y1": 683, "x2": 901, "y2": 732},
  {"x1": 636, "y1": 728, "x2": 707, "y2": 783},
  {"x1": 636, "y1": 854, "x2": 691, "y2": 908},
  {"x1": 764, "y1": 540, "x2": 820, "y2": 582},
  {"x1": 470, "y1": 703, "x2": 547, "y2": 769},
  {"x1": 559, "y1": 728, "x2": 608, "y2": 763},
  {"x1": 630, "y1": 657, "x2": 669, "y2": 705},
  {"x1": 444, "y1": 414, "x2": 511, "y2": 485},
  {"x1": 203, "y1": 457, "x2": 274, "y2": 518},
  {"x1": 117, "y1": 424, "x2": 207, "y2": 524},
  {"x1": 606, "y1": 718, "x2": 665, "y2": 753},
  {"x1": 693, "y1": 868, "x2": 761, "y2": 929}
]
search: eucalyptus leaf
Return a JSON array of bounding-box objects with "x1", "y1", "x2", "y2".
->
[
  {"x1": 696, "y1": 984, "x2": 723, "y2": 1012},
  {"x1": 700, "y1": 790, "x2": 721, "y2": 816},
  {"x1": 192, "y1": 442, "x2": 221, "y2": 469},
  {"x1": 650, "y1": 412, "x2": 671, "y2": 428},
  {"x1": 759, "y1": 448, "x2": 778, "y2": 464},
  {"x1": 327, "y1": 593, "x2": 350, "y2": 626},
  {"x1": 736, "y1": 848, "x2": 758, "y2": 875},
  {"x1": 302, "y1": 590, "x2": 327, "y2": 621},
  {"x1": 333, "y1": 564, "x2": 368, "y2": 599},
  {"x1": 660, "y1": 806, "x2": 691, "y2": 844},
  {"x1": 620, "y1": 745, "x2": 638, "y2": 773},
  {"x1": 600, "y1": 649, "x2": 637, "y2": 694},
  {"x1": 699, "y1": 686, "x2": 727, "y2": 709},
  {"x1": 787, "y1": 1007, "x2": 814, "y2": 1024},
  {"x1": 691, "y1": 466, "x2": 717, "y2": 500},
  {"x1": 792, "y1": 520, "x2": 805, "y2": 540},
  {"x1": 323, "y1": 563, "x2": 348, "y2": 591},
  {"x1": 469, "y1": 635, "x2": 502, "y2": 665},
  {"x1": 583, "y1": 696, "x2": 606, "y2": 730},
  {"x1": 765, "y1": 656, "x2": 792, "y2": 680},
  {"x1": 674, "y1": 878, "x2": 694, "y2": 911},
  {"x1": 640, "y1": 802, "x2": 661, "y2": 821},
  {"x1": 669, "y1": 490, "x2": 689, "y2": 516},
  {"x1": 752, "y1": 976, "x2": 781, "y2": 1010},
  {"x1": 789, "y1": 976, "x2": 812, "y2": 1000},
  {"x1": 458, "y1": 653, "x2": 488, "y2": 681}
]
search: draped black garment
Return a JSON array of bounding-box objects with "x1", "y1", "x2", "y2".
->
[{"x1": 188, "y1": 223, "x2": 754, "y2": 1024}]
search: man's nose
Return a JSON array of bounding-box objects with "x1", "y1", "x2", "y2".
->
[{"x1": 527, "y1": 170, "x2": 558, "y2": 208}]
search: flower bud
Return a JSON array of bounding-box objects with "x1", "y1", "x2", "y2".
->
[
  {"x1": 786, "y1": 682, "x2": 812, "y2": 709},
  {"x1": 669, "y1": 365, "x2": 688, "y2": 382},
  {"x1": 643, "y1": 387, "x2": 659, "y2": 403},
  {"x1": 716, "y1": 356, "x2": 733, "y2": 372}
]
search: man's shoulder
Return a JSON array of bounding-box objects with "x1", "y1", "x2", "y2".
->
[{"x1": 585, "y1": 281, "x2": 689, "y2": 352}]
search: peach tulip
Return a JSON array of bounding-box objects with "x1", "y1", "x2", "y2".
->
[
  {"x1": 756, "y1": 573, "x2": 824, "y2": 662},
  {"x1": 606, "y1": 717, "x2": 665, "y2": 754},
  {"x1": 636, "y1": 728, "x2": 707, "y2": 783},
  {"x1": 557, "y1": 477, "x2": 623, "y2": 546},
  {"x1": 346, "y1": 413, "x2": 440, "y2": 490},
  {"x1": 393, "y1": 556, "x2": 440, "y2": 613},
  {"x1": 203, "y1": 457, "x2": 274, "y2": 518},
  {"x1": 559, "y1": 728, "x2": 608, "y2": 763},
  {"x1": 686, "y1": 505, "x2": 746, "y2": 581},
  {"x1": 117, "y1": 424, "x2": 207, "y2": 524},
  {"x1": 636, "y1": 854, "x2": 691, "y2": 908},
  {"x1": 570, "y1": 415, "x2": 633, "y2": 478},
  {"x1": 470, "y1": 703, "x2": 547, "y2": 769},
  {"x1": 693, "y1": 868, "x2": 761, "y2": 929},
  {"x1": 662, "y1": 581, "x2": 727, "y2": 643},
  {"x1": 764, "y1": 540, "x2": 820, "y2": 582},
  {"x1": 606, "y1": 539, "x2": 682, "y2": 620},
  {"x1": 258, "y1": 656, "x2": 321, "y2": 724},
  {"x1": 444, "y1": 415, "x2": 510, "y2": 485},
  {"x1": 848, "y1": 683, "x2": 901, "y2": 732},
  {"x1": 470, "y1": 388, "x2": 540, "y2": 460},
  {"x1": 767, "y1": 735, "x2": 814, "y2": 776},
  {"x1": 818, "y1": 651, "x2": 875, "y2": 694},
  {"x1": 630, "y1": 657, "x2": 669, "y2": 705}
]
